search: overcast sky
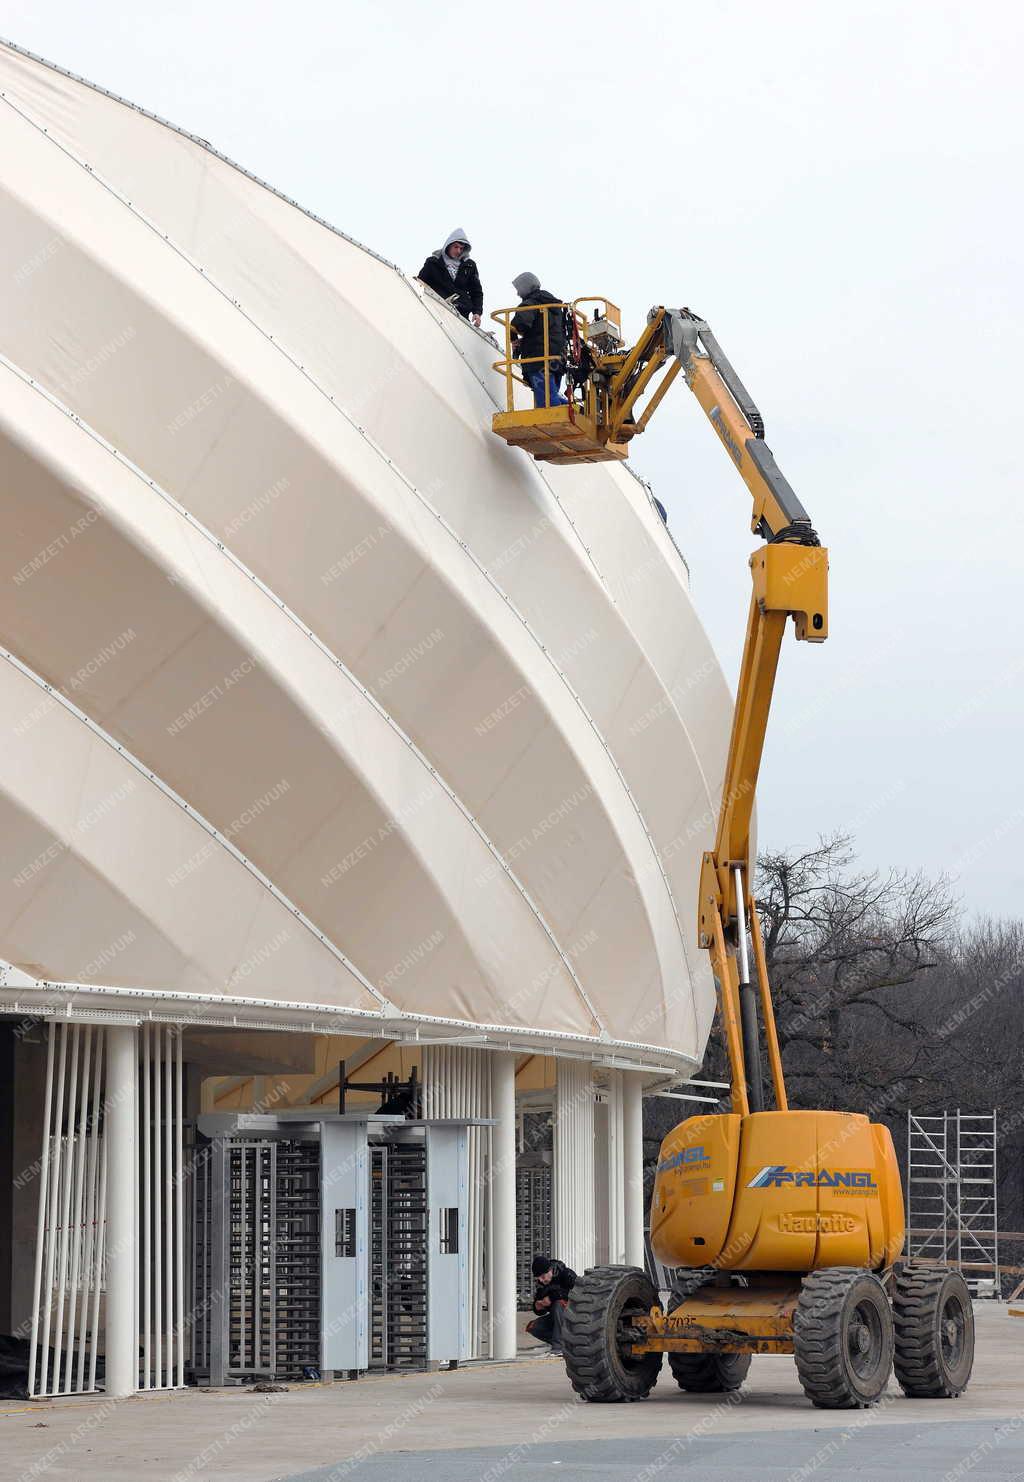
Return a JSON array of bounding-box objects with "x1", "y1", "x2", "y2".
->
[{"x1": 3, "y1": 0, "x2": 1020, "y2": 919}]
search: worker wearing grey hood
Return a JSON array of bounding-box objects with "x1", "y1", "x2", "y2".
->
[
  {"x1": 511, "y1": 272, "x2": 568, "y2": 408},
  {"x1": 416, "y1": 228, "x2": 483, "y2": 325}
]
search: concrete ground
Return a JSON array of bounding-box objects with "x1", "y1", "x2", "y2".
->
[{"x1": 1, "y1": 1304, "x2": 1021, "y2": 1481}]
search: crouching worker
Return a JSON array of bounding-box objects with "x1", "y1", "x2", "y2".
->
[
  {"x1": 525, "y1": 1253, "x2": 577, "y2": 1354},
  {"x1": 511, "y1": 272, "x2": 568, "y2": 409},
  {"x1": 416, "y1": 228, "x2": 483, "y2": 326}
]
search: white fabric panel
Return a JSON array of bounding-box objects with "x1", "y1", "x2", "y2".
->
[
  {"x1": 0, "y1": 660, "x2": 372, "y2": 1002},
  {"x1": 0, "y1": 40, "x2": 734, "y2": 1066},
  {"x1": 0, "y1": 375, "x2": 591, "y2": 1029}
]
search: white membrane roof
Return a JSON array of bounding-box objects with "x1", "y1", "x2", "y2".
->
[{"x1": 0, "y1": 39, "x2": 732, "y2": 1072}]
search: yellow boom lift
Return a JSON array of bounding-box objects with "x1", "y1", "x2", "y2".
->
[{"x1": 491, "y1": 301, "x2": 975, "y2": 1407}]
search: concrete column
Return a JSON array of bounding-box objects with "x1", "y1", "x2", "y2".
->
[
  {"x1": 623, "y1": 1071, "x2": 645, "y2": 1269},
  {"x1": 104, "y1": 1025, "x2": 137, "y2": 1397},
  {"x1": 490, "y1": 1051, "x2": 517, "y2": 1362},
  {"x1": 605, "y1": 1071, "x2": 625, "y2": 1264},
  {"x1": 554, "y1": 1059, "x2": 595, "y2": 1274}
]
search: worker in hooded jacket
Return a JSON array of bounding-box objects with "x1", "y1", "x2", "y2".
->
[
  {"x1": 417, "y1": 228, "x2": 483, "y2": 326},
  {"x1": 510, "y1": 272, "x2": 568, "y2": 408}
]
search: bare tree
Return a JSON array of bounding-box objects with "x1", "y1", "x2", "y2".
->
[
  {"x1": 752, "y1": 833, "x2": 957, "y2": 1109},
  {"x1": 687, "y1": 834, "x2": 956, "y2": 1110},
  {"x1": 644, "y1": 839, "x2": 1023, "y2": 1277}
]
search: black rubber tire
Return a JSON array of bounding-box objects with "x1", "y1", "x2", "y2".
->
[
  {"x1": 667, "y1": 1350, "x2": 752, "y2": 1392},
  {"x1": 562, "y1": 1265, "x2": 662, "y2": 1402},
  {"x1": 893, "y1": 1267, "x2": 974, "y2": 1398},
  {"x1": 664, "y1": 1282, "x2": 752, "y2": 1392},
  {"x1": 793, "y1": 1267, "x2": 894, "y2": 1409}
]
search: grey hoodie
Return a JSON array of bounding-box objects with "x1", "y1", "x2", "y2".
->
[
  {"x1": 442, "y1": 227, "x2": 471, "y2": 278},
  {"x1": 513, "y1": 271, "x2": 540, "y2": 297}
]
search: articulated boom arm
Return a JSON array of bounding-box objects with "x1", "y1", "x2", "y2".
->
[
  {"x1": 490, "y1": 298, "x2": 830, "y2": 1114},
  {"x1": 595, "y1": 309, "x2": 829, "y2": 1116}
]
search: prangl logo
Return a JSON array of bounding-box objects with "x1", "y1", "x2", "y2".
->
[{"x1": 747, "y1": 1166, "x2": 876, "y2": 1189}]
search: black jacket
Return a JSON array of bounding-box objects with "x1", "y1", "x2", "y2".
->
[
  {"x1": 532, "y1": 1259, "x2": 577, "y2": 1314},
  {"x1": 512, "y1": 289, "x2": 568, "y2": 371},
  {"x1": 417, "y1": 251, "x2": 483, "y2": 319}
]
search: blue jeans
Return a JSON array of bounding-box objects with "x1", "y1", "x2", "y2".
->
[{"x1": 526, "y1": 367, "x2": 567, "y2": 409}]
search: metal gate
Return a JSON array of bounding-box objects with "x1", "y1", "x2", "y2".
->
[
  {"x1": 226, "y1": 1140, "x2": 276, "y2": 1377},
  {"x1": 191, "y1": 1116, "x2": 472, "y2": 1380},
  {"x1": 380, "y1": 1140, "x2": 428, "y2": 1369},
  {"x1": 275, "y1": 1138, "x2": 321, "y2": 1374},
  {"x1": 515, "y1": 1159, "x2": 552, "y2": 1308},
  {"x1": 29, "y1": 1022, "x2": 186, "y2": 1396},
  {"x1": 369, "y1": 1144, "x2": 388, "y2": 1366},
  {"x1": 28, "y1": 1023, "x2": 107, "y2": 1397},
  {"x1": 191, "y1": 1133, "x2": 321, "y2": 1384}
]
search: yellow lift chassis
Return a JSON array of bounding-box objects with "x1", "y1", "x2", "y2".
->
[{"x1": 492, "y1": 303, "x2": 976, "y2": 1409}]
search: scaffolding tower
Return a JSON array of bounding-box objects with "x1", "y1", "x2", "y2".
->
[{"x1": 906, "y1": 1110, "x2": 1000, "y2": 1297}]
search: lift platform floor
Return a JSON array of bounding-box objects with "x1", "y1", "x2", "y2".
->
[{"x1": 491, "y1": 406, "x2": 629, "y2": 463}]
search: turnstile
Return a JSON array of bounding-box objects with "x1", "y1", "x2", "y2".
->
[
  {"x1": 191, "y1": 1114, "x2": 475, "y2": 1382},
  {"x1": 191, "y1": 1129, "x2": 321, "y2": 1383},
  {"x1": 515, "y1": 1155, "x2": 552, "y2": 1308},
  {"x1": 368, "y1": 1139, "x2": 429, "y2": 1369}
]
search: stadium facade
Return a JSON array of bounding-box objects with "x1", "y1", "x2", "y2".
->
[{"x1": 0, "y1": 39, "x2": 731, "y2": 1394}]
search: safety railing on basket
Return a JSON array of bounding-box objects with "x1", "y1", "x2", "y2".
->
[{"x1": 491, "y1": 297, "x2": 623, "y2": 416}]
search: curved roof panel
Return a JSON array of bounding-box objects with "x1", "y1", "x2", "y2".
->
[{"x1": 0, "y1": 39, "x2": 732, "y2": 1070}]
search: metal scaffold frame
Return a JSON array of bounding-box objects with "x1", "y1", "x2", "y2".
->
[{"x1": 906, "y1": 1109, "x2": 1000, "y2": 1296}]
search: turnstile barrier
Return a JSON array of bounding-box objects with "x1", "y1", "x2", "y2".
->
[{"x1": 190, "y1": 1114, "x2": 473, "y2": 1382}]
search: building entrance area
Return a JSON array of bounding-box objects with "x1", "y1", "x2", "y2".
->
[
  {"x1": 0, "y1": 1019, "x2": 650, "y2": 1399},
  {"x1": 191, "y1": 1112, "x2": 480, "y2": 1383}
]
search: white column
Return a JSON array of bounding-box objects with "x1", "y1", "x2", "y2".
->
[
  {"x1": 554, "y1": 1059, "x2": 595, "y2": 1274},
  {"x1": 490, "y1": 1051, "x2": 517, "y2": 1361},
  {"x1": 104, "y1": 1025, "x2": 137, "y2": 1398},
  {"x1": 623, "y1": 1071, "x2": 645, "y2": 1269},
  {"x1": 605, "y1": 1071, "x2": 625, "y2": 1265}
]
